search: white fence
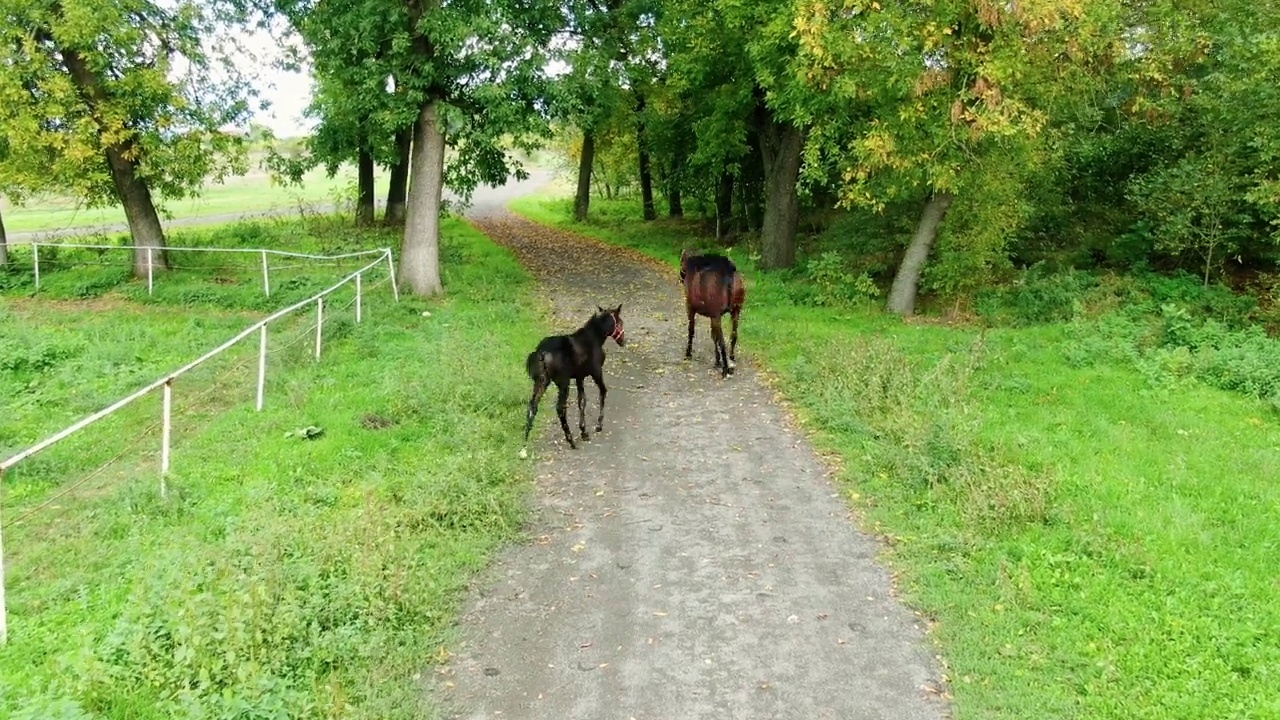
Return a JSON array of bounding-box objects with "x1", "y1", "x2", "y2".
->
[
  {"x1": 0, "y1": 244, "x2": 401, "y2": 644},
  {"x1": 28, "y1": 241, "x2": 391, "y2": 298}
]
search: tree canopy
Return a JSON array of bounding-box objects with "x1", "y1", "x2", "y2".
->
[
  {"x1": 0, "y1": 0, "x2": 260, "y2": 275},
  {"x1": 0, "y1": 0, "x2": 1273, "y2": 306}
]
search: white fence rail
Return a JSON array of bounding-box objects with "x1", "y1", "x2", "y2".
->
[
  {"x1": 0, "y1": 245, "x2": 401, "y2": 644},
  {"x1": 29, "y1": 241, "x2": 393, "y2": 299}
]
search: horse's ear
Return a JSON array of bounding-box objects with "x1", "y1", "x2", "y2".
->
[
  {"x1": 614, "y1": 303, "x2": 623, "y2": 314},
  {"x1": 597, "y1": 305, "x2": 605, "y2": 313}
]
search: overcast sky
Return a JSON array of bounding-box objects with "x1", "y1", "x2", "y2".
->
[
  {"x1": 238, "y1": 25, "x2": 571, "y2": 139},
  {"x1": 242, "y1": 26, "x2": 315, "y2": 138}
]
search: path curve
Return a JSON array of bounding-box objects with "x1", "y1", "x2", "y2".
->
[{"x1": 435, "y1": 178, "x2": 952, "y2": 720}]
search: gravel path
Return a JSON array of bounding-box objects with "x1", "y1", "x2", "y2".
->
[{"x1": 433, "y1": 175, "x2": 953, "y2": 720}]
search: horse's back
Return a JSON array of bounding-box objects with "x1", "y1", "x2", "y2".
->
[{"x1": 683, "y1": 254, "x2": 746, "y2": 315}]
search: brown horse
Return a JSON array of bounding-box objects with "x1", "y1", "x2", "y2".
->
[{"x1": 679, "y1": 248, "x2": 746, "y2": 377}]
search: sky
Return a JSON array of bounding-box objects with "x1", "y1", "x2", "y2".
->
[
  {"x1": 241, "y1": 26, "x2": 316, "y2": 138},
  {"x1": 237, "y1": 25, "x2": 572, "y2": 139}
]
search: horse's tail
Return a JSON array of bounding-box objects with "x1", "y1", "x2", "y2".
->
[
  {"x1": 526, "y1": 350, "x2": 551, "y2": 382},
  {"x1": 720, "y1": 266, "x2": 736, "y2": 316}
]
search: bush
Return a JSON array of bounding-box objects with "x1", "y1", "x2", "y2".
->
[
  {"x1": 805, "y1": 251, "x2": 881, "y2": 307},
  {"x1": 975, "y1": 264, "x2": 1101, "y2": 325}
]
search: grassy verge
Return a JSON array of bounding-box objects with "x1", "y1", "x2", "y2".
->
[
  {"x1": 0, "y1": 216, "x2": 544, "y2": 718},
  {"x1": 510, "y1": 194, "x2": 1280, "y2": 720}
]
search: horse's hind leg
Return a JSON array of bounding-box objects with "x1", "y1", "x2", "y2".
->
[
  {"x1": 591, "y1": 369, "x2": 608, "y2": 434},
  {"x1": 711, "y1": 315, "x2": 729, "y2": 376},
  {"x1": 524, "y1": 379, "x2": 548, "y2": 444},
  {"x1": 554, "y1": 379, "x2": 577, "y2": 449},
  {"x1": 728, "y1": 307, "x2": 740, "y2": 374},
  {"x1": 685, "y1": 303, "x2": 696, "y2": 360},
  {"x1": 576, "y1": 377, "x2": 590, "y2": 441}
]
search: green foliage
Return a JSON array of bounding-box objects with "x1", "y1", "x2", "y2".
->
[
  {"x1": 273, "y1": 0, "x2": 561, "y2": 206},
  {"x1": 0, "y1": 217, "x2": 544, "y2": 717},
  {"x1": 975, "y1": 265, "x2": 1102, "y2": 326},
  {"x1": 805, "y1": 250, "x2": 880, "y2": 307},
  {"x1": 0, "y1": 0, "x2": 257, "y2": 206},
  {"x1": 973, "y1": 264, "x2": 1280, "y2": 407}
]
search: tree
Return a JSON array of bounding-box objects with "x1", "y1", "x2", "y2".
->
[
  {"x1": 305, "y1": 74, "x2": 384, "y2": 226},
  {"x1": 1116, "y1": 0, "x2": 1280, "y2": 277},
  {"x1": 552, "y1": 0, "x2": 636, "y2": 221},
  {"x1": 790, "y1": 0, "x2": 1126, "y2": 314},
  {"x1": 385, "y1": 121, "x2": 412, "y2": 225},
  {"x1": 0, "y1": 205, "x2": 7, "y2": 267},
  {"x1": 273, "y1": 0, "x2": 559, "y2": 296},
  {"x1": 0, "y1": 0, "x2": 256, "y2": 278},
  {"x1": 657, "y1": 0, "x2": 809, "y2": 268}
]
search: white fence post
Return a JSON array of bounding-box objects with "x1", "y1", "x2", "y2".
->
[
  {"x1": 147, "y1": 247, "x2": 154, "y2": 296},
  {"x1": 0, "y1": 468, "x2": 7, "y2": 645},
  {"x1": 261, "y1": 251, "x2": 271, "y2": 298},
  {"x1": 160, "y1": 380, "x2": 172, "y2": 498},
  {"x1": 256, "y1": 324, "x2": 267, "y2": 411},
  {"x1": 314, "y1": 297, "x2": 324, "y2": 361},
  {"x1": 32, "y1": 244, "x2": 40, "y2": 293},
  {"x1": 385, "y1": 250, "x2": 400, "y2": 302},
  {"x1": 355, "y1": 273, "x2": 363, "y2": 324}
]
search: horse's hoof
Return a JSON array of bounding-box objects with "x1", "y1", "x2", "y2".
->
[
  {"x1": 580, "y1": 431, "x2": 591, "y2": 441},
  {"x1": 594, "y1": 424, "x2": 603, "y2": 433}
]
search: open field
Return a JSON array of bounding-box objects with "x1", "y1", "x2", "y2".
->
[
  {"x1": 510, "y1": 193, "x2": 1280, "y2": 720},
  {"x1": 0, "y1": 216, "x2": 546, "y2": 718},
  {"x1": 1, "y1": 165, "x2": 383, "y2": 238},
  {"x1": 0, "y1": 147, "x2": 556, "y2": 239}
]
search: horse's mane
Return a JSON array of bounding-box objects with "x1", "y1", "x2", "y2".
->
[{"x1": 682, "y1": 252, "x2": 737, "y2": 275}]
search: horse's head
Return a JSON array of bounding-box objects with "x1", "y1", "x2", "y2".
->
[
  {"x1": 596, "y1": 304, "x2": 626, "y2": 347},
  {"x1": 679, "y1": 248, "x2": 693, "y2": 283}
]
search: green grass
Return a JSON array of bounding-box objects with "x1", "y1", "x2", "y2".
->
[
  {"x1": 2, "y1": 146, "x2": 558, "y2": 236},
  {"x1": 0, "y1": 217, "x2": 545, "y2": 718},
  {"x1": 1, "y1": 165, "x2": 384, "y2": 236},
  {"x1": 510, "y1": 194, "x2": 1280, "y2": 720}
]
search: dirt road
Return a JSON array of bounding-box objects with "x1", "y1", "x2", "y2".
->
[{"x1": 434, "y1": 177, "x2": 952, "y2": 719}]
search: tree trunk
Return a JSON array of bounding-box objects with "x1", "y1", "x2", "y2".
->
[
  {"x1": 400, "y1": 100, "x2": 447, "y2": 297},
  {"x1": 740, "y1": 128, "x2": 766, "y2": 233},
  {"x1": 886, "y1": 192, "x2": 954, "y2": 316},
  {"x1": 0, "y1": 205, "x2": 8, "y2": 267},
  {"x1": 756, "y1": 96, "x2": 804, "y2": 269},
  {"x1": 384, "y1": 125, "x2": 412, "y2": 225},
  {"x1": 575, "y1": 131, "x2": 595, "y2": 221},
  {"x1": 106, "y1": 146, "x2": 169, "y2": 278},
  {"x1": 357, "y1": 146, "x2": 375, "y2": 226},
  {"x1": 635, "y1": 94, "x2": 656, "y2": 221},
  {"x1": 60, "y1": 45, "x2": 167, "y2": 278},
  {"x1": 667, "y1": 173, "x2": 683, "y2": 218},
  {"x1": 715, "y1": 171, "x2": 734, "y2": 239},
  {"x1": 663, "y1": 143, "x2": 685, "y2": 218}
]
